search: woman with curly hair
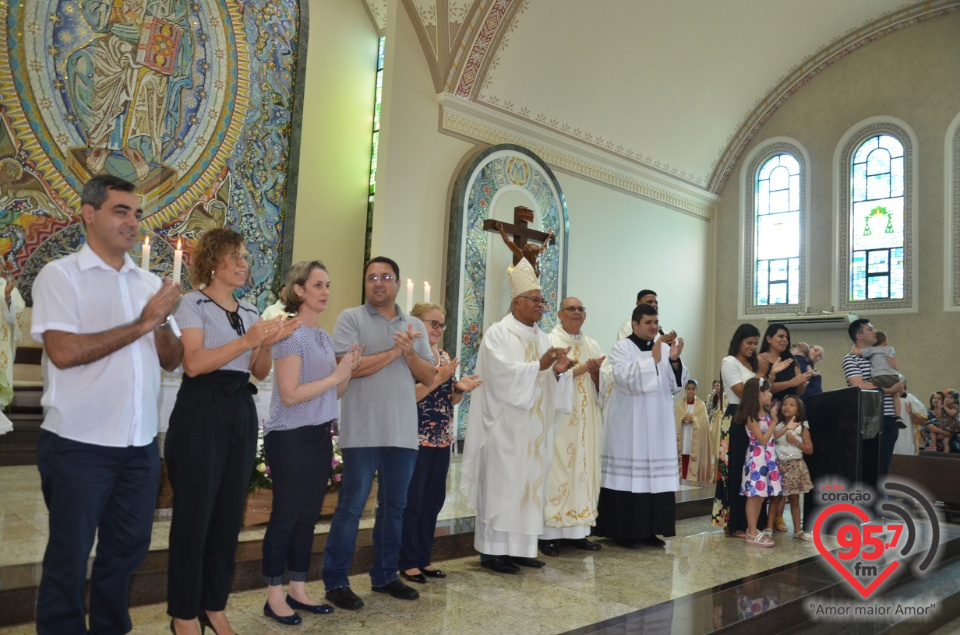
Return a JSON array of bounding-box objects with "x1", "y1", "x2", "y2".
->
[{"x1": 166, "y1": 228, "x2": 297, "y2": 635}]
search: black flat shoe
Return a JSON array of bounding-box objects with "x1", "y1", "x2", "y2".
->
[
  {"x1": 401, "y1": 571, "x2": 427, "y2": 584},
  {"x1": 421, "y1": 567, "x2": 446, "y2": 579},
  {"x1": 640, "y1": 536, "x2": 666, "y2": 547},
  {"x1": 539, "y1": 539, "x2": 560, "y2": 557},
  {"x1": 565, "y1": 538, "x2": 601, "y2": 551},
  {"x1": 480, "y1": 556, "x2": 519, "y2": 574},
  {"x1": 617, "y1": 539, "x2": 642, "y2": 549},
  {"x1": 286, "y1": 595, "x2": 334, "y2": 614},
  {"x1": 263, "y1": 602, "x2": 302, "y2": 626},
  {"x1": 371, "y1": 578, "x2": 420, "y2": 600},
  {"x1": 508, "y1": 556, "x2": 545, "y2": 568},
  {"x1": 325, "y1": 586, "x2": 364, "y2": 611}
]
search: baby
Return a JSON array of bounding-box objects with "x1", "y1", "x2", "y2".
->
[{"x1": 859, "y1": 331, "x2": 905, "y2": 429}]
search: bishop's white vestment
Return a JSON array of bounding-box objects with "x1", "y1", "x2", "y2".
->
[{"x1": 460, "y1": 314, "x2": 573, "y2": 557}]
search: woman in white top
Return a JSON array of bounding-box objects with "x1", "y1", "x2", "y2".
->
[{"x1": 711, "y1": 324, "x2": 790, "y2": 538}]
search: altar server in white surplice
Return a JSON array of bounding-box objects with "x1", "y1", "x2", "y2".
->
[
  {"x1": 595, "y1": 303, "x2": 687, "y2": 549},
  {"x1": 539, "y1": 297, "x2": 606, "y2": 557},
  {"x1": 460, "y1": 259, "x2": 574, "y2": 574}
]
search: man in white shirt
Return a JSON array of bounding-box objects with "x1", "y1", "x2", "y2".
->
[{"x1": 31, "y1": 175, "x2": 182, "y2": 634}]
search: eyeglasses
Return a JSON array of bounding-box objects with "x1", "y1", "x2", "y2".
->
[
  {"x1": 426, "y1": 320, "x2": 446, "y2": 331},
  {"x1": 517, "y1": 295, "x2": 546, "y2": 305},
  {"x1": 366, "y1": 274, "x2": 396, "y2": 283},
  {"x1": 228, "y1": 252, "x2": 254, "y2": 266},
  {"x1": 562, "y1": 306, "x2": 586, "y2": 314},
  {"x1": 225, "y1": 309, "x2": 246, "y2": 337}
]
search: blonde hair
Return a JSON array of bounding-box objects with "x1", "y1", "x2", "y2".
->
[
  {"x1": 410, "y1": 302, "x2": 444, "y2": 319},
  {"x1": 279, "y1": 261, "x2": 327, "y2": 313}
]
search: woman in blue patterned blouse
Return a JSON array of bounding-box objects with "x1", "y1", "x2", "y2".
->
[
  {"x1": 399, "y1": 303, "x2": 480, "y2": 583},
  {"x1": 260, "y1": 261, "x2": 362, "y2": 625}
]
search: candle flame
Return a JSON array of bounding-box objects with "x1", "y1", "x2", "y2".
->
[
  {"x1": 144, "y1": 237, "x2": 149, "y2": 246},
  {"x1": 176, "y1": 238, "x2": 182, "y2": 249}
]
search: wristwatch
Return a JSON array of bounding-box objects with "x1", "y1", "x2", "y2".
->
[{"x1": 156, "y1": 315, "x2": 172, "y2": 329}]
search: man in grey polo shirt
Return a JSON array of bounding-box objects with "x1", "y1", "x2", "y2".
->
[{"x1": 323, "y1": 256, "x2": 436, "y2": 609}]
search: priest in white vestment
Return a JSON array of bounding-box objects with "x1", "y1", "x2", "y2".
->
[
  {"x1": 460, "y1": 259, "x2": 574, "y2": 574},
  {"x1": 595, "y1": 303, "x2": 688, "y2": 548},
  {"x1": 539, "y1": 297, "x2": 606, "y2": 556}
]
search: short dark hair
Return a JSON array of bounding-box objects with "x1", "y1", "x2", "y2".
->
[
  {"x1": 875, "y1": 331, "x2": 887, "y2": 346},
  {"x1": 637, "y1": 289, "x2": 657, "y2": 302},
  {"x1": 848, "y1": 318, "x2": 871, "y2": 343},
  {"x1": 81, "y1": 174, "x2": 136, "y2": 210},
  {"x1": 686, "y1": 379, "x2": 698, "y2": 389},
  {"x1": 631, "y1": 303, "x2": 658, "y2": 323},
  {"x1": 727, "y1": 324, "x2": 760, "y2": 372},
  {"x1": 364, "y1": 256, "x2": 399, "y2": 280}
]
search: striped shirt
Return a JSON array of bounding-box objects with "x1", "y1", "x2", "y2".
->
[
  {"x1": 842, "y1": 352, "x2": 895, "y2": 417},
  {"x1": 175, "y1": 290, "x2": 259, "y2": 373},
  {"x1": 265, "y1": 325, "x2": 339, "y2": 434}
]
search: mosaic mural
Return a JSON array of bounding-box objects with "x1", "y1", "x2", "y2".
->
[
  {"x1": 0, "y1": 0, "x2": 302, "y2": 308},
  {"x1": 445, "y1": 145, "x2": 568, "y2": 436}
]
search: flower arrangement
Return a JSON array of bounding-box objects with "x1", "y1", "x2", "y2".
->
[
  {"x1": 249, "y1": 431, "x2": 271, "y2": 494},
  {"x1": 328, "y1": 434, "x2": 344, "y2": 491}
]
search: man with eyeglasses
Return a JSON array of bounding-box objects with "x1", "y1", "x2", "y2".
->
[
  {"x1": 322, "y1": 257, "x2": 437, "y2": 609},
  {"x1": 539, "y1": 297, "x2": 606, "y2": 556},
  {"x1": 460, "y1": 259, "x2": 575, "y2": 574}
]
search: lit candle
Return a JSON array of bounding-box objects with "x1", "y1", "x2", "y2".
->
[
  {"x1": 141, "y1": 237, "x2": 150, "y2": 270},
  {"x1": 172, "y1": 238, "x2": 183, "y2": 282},
  {"x1": 406, "y1": 278, "x2": 414, "y2": 312},
  {"x1": 424, "y1": 280, "x2": 431, "y2": 303}
]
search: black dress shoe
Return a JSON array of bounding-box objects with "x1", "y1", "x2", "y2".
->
[
  {"x1": 640, "y1": 536, "x2": 666, "y2": 547},
  {"x1": 421, "y1": 567, "x2": 446, "y2": 579},
  {"x1": 371, "y1": 578, "x2": 420, "y2": 600},
  {"x1": 508, "y1": 556, "x2": 546, "y2": 568},
  {"x1": 325, "y1": 586, "x2": 364, "y2": 611},
  {"x1": 617, "y1": 539, "x2": 642, "y2": 549},
  {"x1": 401, "y1": 571, "x2": 427, "y2": 584},
  {"x1": 539, "y1": 539, "x2": 560, "y2": 556},
  {"x1": 565, "y1": 538, "x2": 601, "y2": 551},
  {"x1": 286, "y1": 595, "x2": 334, "y2": 614},
  {"x1": 481, "y1": 556, "x2": 520, "y2": 574},
  {"x1": 263, "y1": 602, "x2": 302, "y2": 626}
]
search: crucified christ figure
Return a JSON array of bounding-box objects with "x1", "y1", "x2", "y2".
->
[{"x1": 497, "y1": 222, "x2": 554, "y2": 277}]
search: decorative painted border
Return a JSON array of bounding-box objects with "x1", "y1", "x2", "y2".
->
[
  {"x1": 741, "y1": 141, "x2": 808, "y2": 317},
  {"x1": 439, "y1": 95, "x2": 717, "y2": 219},
  {"x1": 710, "y1": 0, "x2": 960, "y2": 195},
  {"x1": 836, "y1": 122, "x2": 915, "y2": 313},
  {"x1": 444, "y1": 144, "x2": 568, "y2": 436}
]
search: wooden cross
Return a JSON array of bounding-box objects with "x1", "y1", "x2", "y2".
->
[{"x1": 482, "y1": 206, "x2": 552, "y2": 268}]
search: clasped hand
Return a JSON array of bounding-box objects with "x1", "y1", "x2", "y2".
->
[
  {"x1": 393, "y1": 324, "x2": 423, "y2": 357},
  {"x1": 539, "y1": 346, "x2": 572, "y2": 373},
  {"x1": 140, "y1": 279, "x2": 181, "y2": 330},
  {"x1": 334, "y1": 342, "x2": 365, "y2": 380},
  {"x1": 245, "y1": 314, "x2": 300, "y2": 348}
]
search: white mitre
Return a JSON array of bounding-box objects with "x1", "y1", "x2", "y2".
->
[{"x1": 509, "y1": 258, "x2": 540, "y2": 298}]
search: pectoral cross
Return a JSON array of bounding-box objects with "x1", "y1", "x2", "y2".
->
[{"x1": 482, "y1": 206, "x2": 554, "y2": 277}]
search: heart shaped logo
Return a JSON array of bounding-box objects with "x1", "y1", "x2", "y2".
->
[{"x1": 813, "y1": 503, "x2": 899, "y2": 598}]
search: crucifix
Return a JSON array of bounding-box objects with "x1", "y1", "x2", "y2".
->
[{"x1": 482, "y1": 206, "x2": 555, "y2": 277}]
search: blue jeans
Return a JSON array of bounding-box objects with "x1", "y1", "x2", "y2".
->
[
  {"x1": 36, "y1": 431, "x2": 160, "y2": 635},
  {"x1": 262, "y1": 423, "x2": 333, "y2": 585},
  {"x1": 321, "y1": 446, "x2": 417, "y2": 589},
  {"x1": 881, "y1": 415, "x2": 898, "y2": 476}
]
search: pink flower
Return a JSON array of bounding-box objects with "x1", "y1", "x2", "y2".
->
[{"x1": 333, "y1": 473, "x2": 342, "y2": 483}]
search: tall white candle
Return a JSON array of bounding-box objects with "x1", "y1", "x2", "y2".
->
[
  {"x1": 424, "y1": 280, "x2": 431, "y2": 303},
  {"x1": 406, "y1": 279, "x2": 414, "y2": 312},
  {"x1": 141, "y1": 237, "x2": 150, "y2": 270},
  {"x1": 171, "y1": 238, "x2": 183, "y2": 282}
]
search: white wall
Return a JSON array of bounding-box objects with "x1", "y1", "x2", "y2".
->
[{"x1": 559, "y1": 174, "x2": 713, "y2": 384}]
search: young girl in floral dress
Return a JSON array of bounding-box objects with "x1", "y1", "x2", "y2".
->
[
  {"x1": 734, "y1": 377, "x2": 782, "y2": 547},
  {"x1": 769, "y1": 395, "x2": 814, "y2": 541}
]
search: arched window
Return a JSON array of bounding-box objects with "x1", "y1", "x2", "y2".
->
[
  {"x1": 742, "y1": 142, "x2": 806, "y2": 316},
  {"x1": 838, "y1": 123, "x2": 914, "y2": 312}
]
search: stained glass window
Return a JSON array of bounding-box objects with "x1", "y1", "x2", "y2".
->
[
  {"x1": 365, "y1": 36, "x2": 385, "y2": 262},
  {"x1": 754, "y1": 153, "x2": 801, "y2": 305},
  {"x1": 849, "y1": 134, "x2": 904, "y2": 301}
]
